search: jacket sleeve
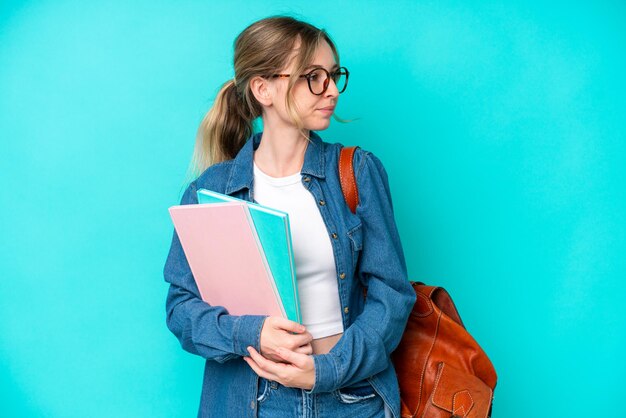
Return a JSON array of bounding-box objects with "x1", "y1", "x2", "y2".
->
[
  {"x1": 307, "y1": 150, "x2": 416, "y2": 392},
  {"x1": 163, "y1": 181, "x2": 266, "y2": 362}
]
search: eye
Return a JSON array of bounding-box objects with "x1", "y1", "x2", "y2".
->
[
  {"x1": 308, "y1": 68, "x2": 326, "y2": 81},
  {"x1": 332, "y1": 68, "x2": 345, "y2": 78}
]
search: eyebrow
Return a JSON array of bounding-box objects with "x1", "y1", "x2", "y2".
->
[{"x1": 304, "y1": 64, "x2": 340, "y2": 70}]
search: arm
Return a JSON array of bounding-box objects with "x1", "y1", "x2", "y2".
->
[
  {"x1": 308, "y1": 150, "x2": 416, "y2": 392},
  {"x1": 163, "y1": 181, "x2": 266, "y2": 362}
]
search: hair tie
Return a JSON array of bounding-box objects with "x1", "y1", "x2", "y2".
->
[{"x1": 232, "y1": 77, "x2": 244, "y2": 99}]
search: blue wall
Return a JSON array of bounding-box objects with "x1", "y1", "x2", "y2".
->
[{"x1": 1, "y1": 1, "x2": 624, "y2": 416}]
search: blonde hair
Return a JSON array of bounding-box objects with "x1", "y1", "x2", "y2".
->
[{"x1": 189, "y1": 16, "x2": 340, "y2": 178}]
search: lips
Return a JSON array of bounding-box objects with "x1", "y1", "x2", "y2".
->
[{"x1": 318, "y1": 106, "x2": 335, "y2": 111}]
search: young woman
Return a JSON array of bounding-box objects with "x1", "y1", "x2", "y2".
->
[{"x1": 163, "y1": 16, "x2": 416, "y2": 418}]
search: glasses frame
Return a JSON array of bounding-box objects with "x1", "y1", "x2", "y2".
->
[{"x1": 270, "y1": 66, "x2": 349, "y2": 95}]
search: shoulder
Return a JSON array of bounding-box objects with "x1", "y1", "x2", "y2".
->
[
  {"x1": 179, "y1": 160, "x2": 236, "y2": 204},
  {"x1": 334, "y1": 143, "x2": 388, "y2": 184},
  {"x1": 354, "y1": 148, "x2": 388, "y2": 183},
  {"x1": 316, "y1": 133, "x2": 381, "y2": 172},
  {"x1": 316, "y1": 132, "x2": 390, "y2": 188},
  {"x1": 195, "y1": 160, "x2": 235, "y2": 192}
]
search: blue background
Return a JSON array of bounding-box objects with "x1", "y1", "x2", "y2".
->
[{"x1": 1, "y1": 1, "x2": 625, "y2": 417}]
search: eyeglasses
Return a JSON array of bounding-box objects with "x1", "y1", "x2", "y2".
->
[{"x1": 270, "y1": 66, "x2": 349, "y2": 95}]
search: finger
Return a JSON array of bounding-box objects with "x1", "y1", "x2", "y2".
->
[
  {"x1": 247, "y1": 346, "x2": 285, "y2": 375},
  {"x1": 297, "y1": 331, "x2": 314, "y2": 343},
  {"x1": 294, "y1": 344, "x2": 313, "y2": 355},
  {"x1": 272, "y1": 317, "x2": 306, "y2": 334},
  {"x1": 289, "y1": 332, "x2": 313, "y2": 348},
  {"x1": 275, "y1": 347, "x2": 311, "y2": 369},
  {"x1": 243, "y1": 356, "x2": 279, "y2": 381}
]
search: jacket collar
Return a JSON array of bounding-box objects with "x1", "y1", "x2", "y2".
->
[{"x1": 224, "y1": 130, "x2": 326, "y2": 195}]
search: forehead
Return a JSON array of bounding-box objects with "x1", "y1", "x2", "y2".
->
[
  {"x1": 284, "y1": 39, "x2": 337, "y2": 71},
  {"x1": 307, "y1": 41, "x2": 337, "y2": 69}
]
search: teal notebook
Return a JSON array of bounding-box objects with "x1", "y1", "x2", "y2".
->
[{"x1": 197, "y1": 188, "x2": 301, "y2": 323}]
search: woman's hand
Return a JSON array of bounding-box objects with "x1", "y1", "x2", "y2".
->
[
  {"x1": 244, "y1": 346, "x2": 315, "y2": 390},
  {"x1": 260, "y1": 317, "x2": 313, "y2": 363}
]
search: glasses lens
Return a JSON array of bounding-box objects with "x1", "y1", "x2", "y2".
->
[
  {"x1": 332, "y1": 69, "x2": 348, "y2": 94},
  {"x1": 306, "y1": 68, "x2": 348, "y2": 94},
  {"x1": 308, "y1": 68, "x2": 328, "y2": 95}
]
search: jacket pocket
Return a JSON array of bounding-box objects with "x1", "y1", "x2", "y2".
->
[
  {"x1": 333, "y1": 379, "x2": 377, "y2": 404},
  {"x1": 256, "y1": 378, "x2": 277, "y2": 404}
]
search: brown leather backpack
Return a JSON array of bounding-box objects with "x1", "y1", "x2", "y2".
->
[{"x1": 339, "y1": 146, "x2": 498, "y2": 418}]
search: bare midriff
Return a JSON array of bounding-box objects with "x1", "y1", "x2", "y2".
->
[{"x1": 311, "y1": 333, "x2": 343, "y2": 355}]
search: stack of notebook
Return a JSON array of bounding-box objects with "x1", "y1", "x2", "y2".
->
[{"x1": 168, "y1": 189, "x2": 301, "y2": 323}]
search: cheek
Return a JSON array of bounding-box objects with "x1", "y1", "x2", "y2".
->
[
  {"x1": 292, "y1": 86, "x2": 318, "y2": 111},
  {"x1": 301, "y1": 97, "x2": 323, "y2": 117}
]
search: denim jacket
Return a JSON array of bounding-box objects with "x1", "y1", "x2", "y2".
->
[{"x1": 163, "y1": 131, "x2": 416, "y2": 418}]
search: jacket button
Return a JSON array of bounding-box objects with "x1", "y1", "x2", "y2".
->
[
  {"x1": 339, "y1": 272, "x2": 346, "y2": 279},
  {"x1": 250, "y1": 400, "x2": 255, "y2": 409},
  {"x1": 319, "y1": 200, "x2": 326, "y2": 206},
  {"x1": 344, "y1": 307, "x2": 349, "y2": 314},
  {"x1": 331, "y1": 233, "x2": 338, "y2": 239},
  {"x1": 303, "y1": 177, "x2": 311, "y2": 182}
]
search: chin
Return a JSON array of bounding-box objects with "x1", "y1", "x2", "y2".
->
[{"x1": 306, "y1": 119, "x2": 332, "y2": 131}]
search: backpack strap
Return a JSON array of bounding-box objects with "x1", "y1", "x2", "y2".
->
[
  {"x1": 339, "y1": 146, "x2": 360, "y2": 214},
  {"x1": 339, "y1": 146, "x2": 366, "y2": 298}
]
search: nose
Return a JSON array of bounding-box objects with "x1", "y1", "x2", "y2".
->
[{"x1": 324, "y1": 77, "x2": 339, "y2": 97}]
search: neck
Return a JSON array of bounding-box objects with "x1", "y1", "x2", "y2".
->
[{"x1": 254, "y1": 123, "x2": 310, "y2": 178}]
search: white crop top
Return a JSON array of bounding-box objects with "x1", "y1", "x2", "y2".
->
[{"x1": 253, "y1": 162, "x2": 344, "y2": 339}]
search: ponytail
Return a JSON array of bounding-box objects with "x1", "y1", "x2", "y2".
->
[{"x1": 189, "y1": 79, "x2": 255, "y2": 178}]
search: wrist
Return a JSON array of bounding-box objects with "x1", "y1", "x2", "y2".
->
[
  {"x1": 233, "y1": 315, "x2": 267, "y2": 356},
  {"x1": 303, "y1": 353, "x2": 338, "y2": 393}
]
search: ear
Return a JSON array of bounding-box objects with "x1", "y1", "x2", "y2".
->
[{"x1": 249, "y1": 76, "x2": 273, "y2": 107}]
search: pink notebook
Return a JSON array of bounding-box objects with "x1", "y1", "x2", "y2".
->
[{"x1": 168, "y1": 202, "x2": 284, "y2": 317}]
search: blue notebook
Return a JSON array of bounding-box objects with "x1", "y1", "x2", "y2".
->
[{"x1": 197, "y1": 188, "x2": 301, "y2": 323}]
